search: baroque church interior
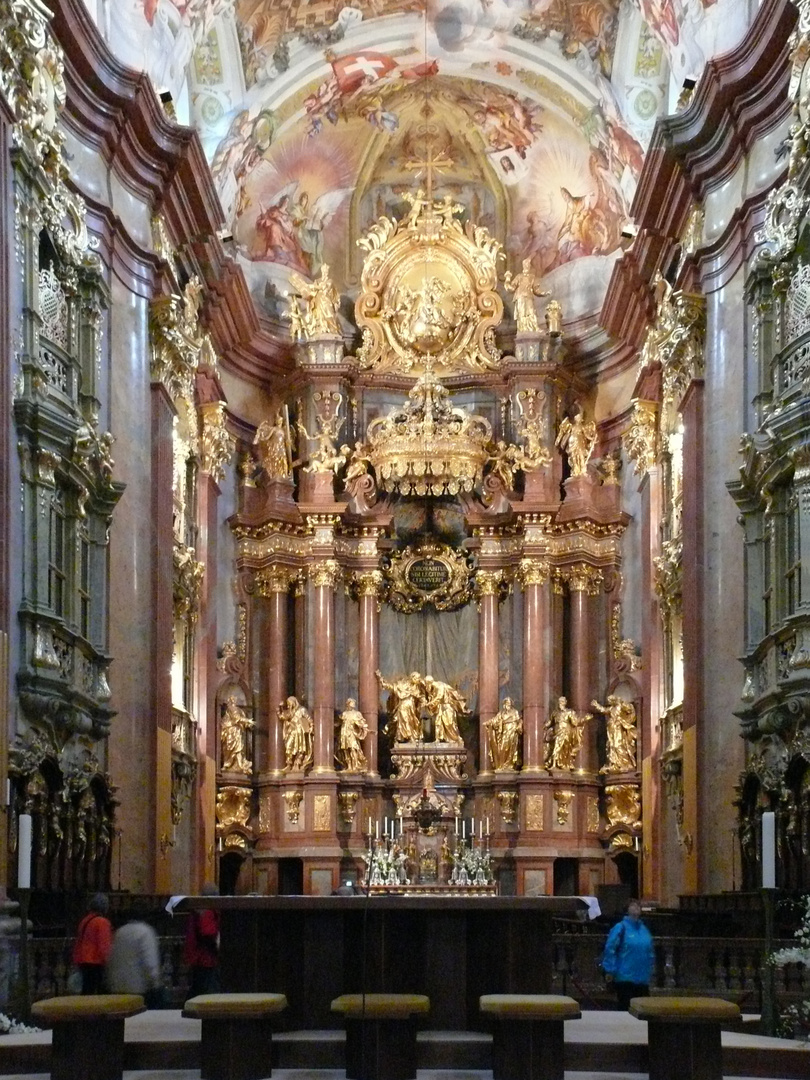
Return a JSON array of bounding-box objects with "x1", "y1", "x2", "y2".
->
[{"x1": 2, "y1": 0, "x2": 810, "y2": 911}]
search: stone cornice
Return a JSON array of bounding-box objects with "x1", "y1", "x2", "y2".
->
[{"x1": 601, "y1": 0, "x2": 796, "y2": 352}]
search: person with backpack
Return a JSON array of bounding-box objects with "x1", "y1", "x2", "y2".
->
[
  {"x1": 183, "y1": 882, "x2": 221, "y2": 1000},
  {"x1": 600, "y1": 899, "x2": 655, "y2": 1009},
  {"x1": 72, "y1": 893, "x2": 113, "y2": 994}
]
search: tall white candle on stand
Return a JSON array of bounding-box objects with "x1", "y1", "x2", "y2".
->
[
  {"x1": 17, "y1": 813, "x2": 32, "y2": 889},
  {"x1": 762, "y1": 811, "x2": 776, "y2": 888}
]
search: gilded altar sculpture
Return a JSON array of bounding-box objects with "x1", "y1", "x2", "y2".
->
[
  {"x1": 288, "y1": 264, "x2": 341, "y2": 338},
  {"x1": 254, "y1": 412, "x2": 291, "y2": 479},
  {"x1": 280, "y1": 696, "x2": 314, "y2": 772},
  {"x1": 504, "y1": 257, "x2": 548, "y2": 333},
  {"x1": 336, "y1": 699, "x2": 369, "y2": 773},
  {"x1": 485, "y1": 698, "x2": 523, "y2": 771},
  {"x1": 592, "y1": 696, "x2": 638, "y2": 773},
  {"x1": 545, "y1": 697, "x2": 591, "y2": 770},
  {"x1": 377, "y1": 670, "x2": 469, "y2": 746},
  {"x1": 220, "y1": 696, "x2": 254, "y2": 773},
  {"x1": 423, "y1": 677, "x2": 467, "y2": 745},
  {"x1": 556, "y1": 409, "x2": 597, "y2": 476},
  {"x1": 297, "y1": 391, "x2": 349, "y2": 474}
]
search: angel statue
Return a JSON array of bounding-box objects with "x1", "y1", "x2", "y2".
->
[
  {"x1": 220, "y1": 696, "x2": 255, "y2": 773},
  {"x1": 279, "y1": 695, "x2": 313, "y2": 773},
  {"x1": 556, "y1": 408, "x2": 597, "y2": 477},
  {"x1": 336, "y1": 698, "x2": 369, "y2": 773},
  {"x1": 484, "y1": 698, "x2": 523, "y2": 771},
  {"x1": 503, "y1": 257, "x2": 548, "y2": 333},
  {"x1": 545, "y1": 696, "x2": 591, "y2": 771},
  {"x1": 423, "y1": 676, "x2": 467, "y2": 745},
  {"x1": 592, "y1": 695, "x2": 638, "y2": 773},
  {"x1": 288, "y1": 263, "x2": 341, "y2": 338},
  {"x1": 254, "y1": 411, "x2": 291, "y2": 479}
]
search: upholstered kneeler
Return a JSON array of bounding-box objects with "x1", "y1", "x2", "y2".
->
[
  {"x1": 31, "y1": 994, "x2": 146, "y2": 1080},
  {"x1": 182, "y1": 992, "x2": 288, "y2": 1080},
  {"x1": 480, "y1": 993, "x2": 581, "y2": 1080},
  {"x1": 331, "y1": 992, "x2": 430, "y2": 1080},
  {"x1": 629, "y1": 995, "x2": 741, "y2": 1080}
]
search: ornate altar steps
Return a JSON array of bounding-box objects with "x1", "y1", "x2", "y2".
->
[{"x1": 0, "y1": 1010, "x2": 807, "y2": 1078}]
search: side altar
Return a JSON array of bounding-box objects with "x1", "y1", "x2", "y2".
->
[{"x1": 182, "y1": 894, "x2": 586, "y2": 1030}]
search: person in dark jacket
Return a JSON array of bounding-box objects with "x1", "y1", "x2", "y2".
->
[
  {"x1": 183, "y1": 882, "x2": 221, "y2": 1000},
  {"x1": 600, "y1": 899, "x2": 655, "y2": 1010}
]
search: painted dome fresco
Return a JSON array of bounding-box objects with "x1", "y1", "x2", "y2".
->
[{"x1": 95, "y1": 0, "x2": 755, "y2": 340}]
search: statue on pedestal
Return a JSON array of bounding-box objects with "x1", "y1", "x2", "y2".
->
[
  {"x1": 288, "y1": 263, "x2": 341, "y2": 338},
  {"x1": 254, "y1": 412, "x2": 291, "y2": 479},
  {"x1": 336, "y1": 698, "x2": 369, "y2": 772},
  {"x1": 556, "y1": 409, "x2": 597, "y2": 476},
  {"x1": 484, "y1": 698, "x2": 523, "y2": 770},
  {"x1": 220, "y1": 696, "x2": 255, "y2": 773},
  {"x1": 504, "y1": 257, "x2": 547, "y2": 333},
  {"x1": 545, "y1": 696, "x2": 590, "y2": 770},
  {"x1": 377, "y1": 670, "x2": 425, "y2": 743},
  {"x1": 279, "y1": 695, "x2": 313, "y2": 772},
  {"x1": 592, "y1": 696, "x2": 638, "y2": 772},
  {"x1": 423, "y1": 676, "x2": 467, "y2": 744}
]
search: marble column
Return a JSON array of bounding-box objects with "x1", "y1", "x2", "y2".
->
[
  {"x1": 567, "y1": 563, "x2": 603, "y2": 773},
  {"x1": 354, "y1": 570, "x2": 383, "y2": 777},
  {"x1": 311, "y1": 560, "x2": 340, "y2": 774},
  {"x1": 520, "y1": 558, "x2": 550, "y2": 771},
  {"x1": 477, "y1": 570, "x2": 503, "y2": 774},
  {"x1": 294, "y1": 571, "x2": 307, "y2": 702},
  {"x1": 257, "y1": 567, "x2": 293, "y2": 775}
]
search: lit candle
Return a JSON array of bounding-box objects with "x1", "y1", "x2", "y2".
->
[
  {"x1": 17, "y1": 813, "x2": 32, "y2": 890},
  {"x1": 762, "y1": 811, "x2": 776, "y2": 888}
]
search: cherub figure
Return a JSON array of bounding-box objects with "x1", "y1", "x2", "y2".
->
[{"x1": 503, "y1": 257, "x2": 548, "y2": 333}]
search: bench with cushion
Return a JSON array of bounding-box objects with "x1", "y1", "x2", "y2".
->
[
  {"x1": 629, "y1": 995, "x2": 742, "y2": 1080},
  {"x1": 182, "y1": 991, "x2": 288, "y2": 1080},
  {"x1": 31, "y1": 993, "x2": 145, "y2": 1080},
  {"x1": 480, "y1": 994, "x2": 581, "y2": 1080},
  {"x1": 331, "y1": 992, "x2": 430, "y2": 1080}
]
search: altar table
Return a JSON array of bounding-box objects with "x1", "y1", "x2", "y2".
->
[{"x1": 181, "y1": 895, "x2": 585, "y2": 1030}]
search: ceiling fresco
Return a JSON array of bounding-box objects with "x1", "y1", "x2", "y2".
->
[{"x1": 99, "y1": 0, "x2": 755, "y2": 334}]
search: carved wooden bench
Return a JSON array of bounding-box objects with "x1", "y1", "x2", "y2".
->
[
  {"x1": 31, "y1": 993, "x2": 146, "y2": 1080},
  {"x1": 629, "y1": 995, "x2": 742, "y2": 1080},
  {"x1": 480, "y1": 994, "x2": 581, "y2": 1080},
  {"x1": 331, "y1": 992, "x2": 430, "y2": 1080},
  {"x1": 182, "y1": 991, "x2": 288, "y2": 1080}
]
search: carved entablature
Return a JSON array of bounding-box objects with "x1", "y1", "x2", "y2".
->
[{"x1": 355, "y1": 190, "x2": 503, "y2": 375}]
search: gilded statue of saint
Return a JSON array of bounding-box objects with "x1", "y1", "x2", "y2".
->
[
  {"x1": 545, "y1": 696, "x2": 590, "y2": 771},
  {"x1": 556, "y1": 410, "x2": 597, "y2": 477},
  {"x1": 220, "y1": 696, "x2": 255, "y2": 773},
  {"x1": 484, "y1": 698, "x2": 523, "y2": 770},
  {"x1": 503, "y1": 257, "x2": 548, "y2": 333},
  {"x1": 423, "y1": 676, "x2": 467, "y2": 745},
  {"x1": 279, "y1": 695, "x2": 313, "y2": 772},
  {"x1": 377, "y1": 670, "x2": 425, "y2": 743},
  {"x1": 254, "y1": 412, "x2": 290, "y2": 479},
  {"x1": 288, "y1": 264, "x2": 341, "y2": 338},
  {"x1": 592, "y1": 696, "x2": 638, "y2": 773},
  {"x1": 336, "y1": 698, "x2": 369, "y2": 772}
]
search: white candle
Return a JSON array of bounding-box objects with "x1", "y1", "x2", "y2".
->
[
  {"x1": 455, "y1": 816, "x2": 459, "y2": 836},
  {"x1": 17, "y1": 813, "x2": 32, "y2": 890},
  {"x1": 462, "y1": 820, "x2": 466, "y2": 840},
  {"x1": 486, "y1": 817, "x2": 490, "y2": 837},
  {"x1": 375, "y1": 820, "x2": 379, "y2": 840},
  {"x1": 762, "y1": 811, "x2": 776, "y2": 888},
  {"x1": 384, "y1": 816, "x2": 388, "y2": 838},
  {"x1": 479, "y1": 820, "x2": 483, "y2": 840}
]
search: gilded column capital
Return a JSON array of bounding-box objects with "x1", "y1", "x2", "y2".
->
[
  {"x1": 310, "y1": 559, "x2": 342, "y2": 590},
  {"x1": 565, "y1": 563, "x2": 603, "y2": 595},
  {"x1": 255, "y1": 566, "x2": 297, "y2": 596},
  {"x1": 352, "y1": 569, "x2": 384, "y2": 598},
  {"x1": 475, "y1": 569, "x2": 504, "y2": 597},
  {"x1": 199, "y1": 401, "x2": 234, "y2": 483},
  {"x1": 518, "y1": 557, "x2": 550, "y2": 588}
]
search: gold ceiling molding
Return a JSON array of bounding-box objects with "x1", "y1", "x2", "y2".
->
[{"x1": 355, "y1": 190, "x2": 503, "y2": 375}]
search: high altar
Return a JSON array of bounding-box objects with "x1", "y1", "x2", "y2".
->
[{"x1": 217, "y1": 182, "x2": 640, "y2": 899}]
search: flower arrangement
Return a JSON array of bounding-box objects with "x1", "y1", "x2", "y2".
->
[
  {"x1": 0, "y1": 1012, "x2": 41, "y2": 1035},
  {"x1": 770, "y1": 894, "x2": 810, "y2": 1041}
]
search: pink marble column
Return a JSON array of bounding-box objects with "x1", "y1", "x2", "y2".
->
[
  {"x1": 477, "y1": 571, "x2": 502, "y2": 774},
  {"x1": 311, "y1": 560, "x2": 340, "y2": 773},
  {"x1": 521, "y1": 559, "x2": 550, "y2": 771},
  {"x1": 567, "y1": 563, "x2": 602, "y2": 773},
  {"x1": 355, "y1": 570, "x2": 382, "y2": 777},
  {"x1": 258, "y1": 567, "x2": 292, "y2": 775}
]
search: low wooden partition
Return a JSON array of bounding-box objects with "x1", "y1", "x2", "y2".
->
[{"x1": 180, "y1": 895, "x2": 585, "y2": 1031}]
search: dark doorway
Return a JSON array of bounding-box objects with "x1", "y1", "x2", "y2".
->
[
  {"x1": 278, "y1": 857, "x2": 304, "y2": 895},
  {"x1": 553, "y1": 857, "x2": 578, "y2": 895}
]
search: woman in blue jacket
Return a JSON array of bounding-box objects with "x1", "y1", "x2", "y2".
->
[{"x1": 600, "y1": 899, "x2": 655, "y2": 1009}]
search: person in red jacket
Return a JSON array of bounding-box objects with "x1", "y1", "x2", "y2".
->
[
  {"x1": 183, "y1": 882, "x2": 221, "y2": 1000},
  {"x1": 72, "y1": 893, "x2": 113, "y2": 993}
]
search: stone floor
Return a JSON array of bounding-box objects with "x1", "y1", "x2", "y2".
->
[{"x1": 0, "y1": 1008, "x2": 806, "y2": 1079}]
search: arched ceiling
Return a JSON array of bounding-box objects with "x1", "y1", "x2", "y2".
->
[{"x1": 99, "y1": 0, "x2": 754, "y2": 338}]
